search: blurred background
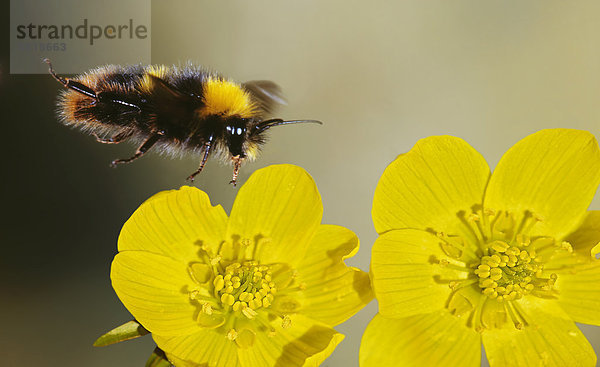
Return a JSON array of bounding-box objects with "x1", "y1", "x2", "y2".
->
[{"x1": 2, "y1": 1, "x2": 600, "y2": 366}]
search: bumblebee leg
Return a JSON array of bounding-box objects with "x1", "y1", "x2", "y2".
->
[
  {"x1": 110, "y1": 134, "x2": 160, "y2": 167},
  {"x1": 44, "y1": 59, "x2": 142, "y2": 112},
  {"x1": 44, "y1": 58, "x2": 97, "y2": 99},
  {"x1": 187, "y1": 136, "x2": 214, "y2": 181},
  {"x1": 93, "y1": 129, "x2": 134, "y2": 144},
  {"x1": 229, "y1": 155, "x2": 243, "y2": 186},
  {"x1": 97, "y1": 91, "x2": 142, "y2": 113}
]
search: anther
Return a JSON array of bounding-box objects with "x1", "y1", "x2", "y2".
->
[
  {"x1": 214, "y1": 275, "x2": 225, "y2": 291},
  {"x1": 281, "y1": 315, "x2": 292, "y2": 329},
  {"x1": 468, "y1": 213, "x2": 481, "y2": 222},
  {"x1": 560, "y1": 241, "x2": 573, "y2": 253},
  {"x1": 227, "y1": 329, "x2": 238, "y2": 341},
  {"x1": 490, "y1": 241, "x2": 510, "y2": 253}
]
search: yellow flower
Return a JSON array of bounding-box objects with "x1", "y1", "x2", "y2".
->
[
  {"x1": 360, "y1": 129, "x2": 600, "y2": 367},
  {"x1": 111, "y1": 164, "x2": 373, "y2": 367}
]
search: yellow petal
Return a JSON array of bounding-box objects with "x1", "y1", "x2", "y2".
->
[
  {"x1": 118, "y1": 186, "x2": 228, "y2": 263},
  {"x1": 227, "y1": 164, "x2": 322, "y2": 266},
  {"x1": 164, "y1": 353, "x2": 199, "y2": 367},
  {"x1": 237, "y1": 314, "x2": 341, "y2": 367},
  {"x1": 564, "y1": 210, "x2": 600, "y2": 258},
  {"x1": 154, "y1": 329, "x2": 240, "y2": 367},
  {"x1": 111, "y1": 251, "x2": 199, "y2": 336},
  {"x1": 482, "y1": 298, "x2": 596, "y2": 367},
  {"x1": 294, "y1": 225, "x2": 373, "y2": 326},
  {"x1": 302, "y1": 333, "x2": 344, "y2": 367},
  {"x1": 371, "y1": 229, "x2": 469, "y2": 318},
  {"x1": 556, "y1": 262, "x2": 600, "y2": 326},
  {"x1": 552, "y1": 210, "x2": 600, "y2": 325},
  {"x1": 484, "y1": 129, "x2": 600, "y2": 240},
  {"x1": 360, "y1": 312, "x2": 481, "y2": 367},
  {"x1": 372, "y1": 135, "x2": 490, "y2": 242}
]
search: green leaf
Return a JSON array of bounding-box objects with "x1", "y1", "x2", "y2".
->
[
  {"x1": 93, "y1": 320, "x2": 150, "y2": 347},
  {"x1": 146, "y1": 347, "x2": 172, "y2": 367}
]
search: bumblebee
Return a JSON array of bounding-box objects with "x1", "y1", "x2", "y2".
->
[{"x1": 44, "y1": 59, "x2": 320, "y2": 185}]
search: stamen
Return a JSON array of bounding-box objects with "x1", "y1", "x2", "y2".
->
[
  {"x1": 470, "y1": 296, "x2": 487, "y2": 333},
  {"x1": 509, "y1": 301, "x2": 531, "y2": 329},
  {"x1": 466, "y1": 212, "x2": 486, "y2": 243},
  {"x1": 560, "y1": 241, "x2": 573, "y2": 253},
  {"x1": 516, "y1": 234, "x2": 531, "y2": 247},
  {"x1": 432, "y1": 255, "x2": 473, "y2": 274},
  {"x1": 281, "y1": 315, "x2": 292, "y2": 329},
  {"x1": 448, "y1": 278, "x2": 478, "y2": 291},
  {"x1": 436, "y1": 232, "x2": 465, "y2": 259},
  {"x1": 457, "y1": 210, "x2": 490, "y2": 249},
  {"x1": 442, "y1": 209, "x2": 569, "y2": 331},
  {"x1": 227, "y1": 329, "x2": 238, "y2": 341},
  {"x1": 473, "y1": 239, "x2": 556, "y2": 303},
  {"x1": 491, "y1": 211, "x2": 515, "y2": 240}
]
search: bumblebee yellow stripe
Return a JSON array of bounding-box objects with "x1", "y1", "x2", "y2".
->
[
  {"x1": 138, "y1": 65, "x2": 169, "y2": 93},
  {"x1": 200, "y1": 77, "x2": 257, "y2": 118}
]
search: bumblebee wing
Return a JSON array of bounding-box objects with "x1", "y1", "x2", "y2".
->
[
  {"x1": 145, "y1": 74, "x2": 185, "y2": 99},
  {"x1": 144, "y1": 74, "x2": 199, "y2": 126},
  {"x1": 243, "y1": 80, "x2": 286, "y2": 115}
]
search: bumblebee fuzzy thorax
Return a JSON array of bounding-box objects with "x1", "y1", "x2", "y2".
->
[{"x1": 199, "y1": 78, "x2": 258, "y2": 118}]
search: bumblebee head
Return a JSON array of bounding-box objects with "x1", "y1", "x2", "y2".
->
[
  {"x1": 223, "y1": 117, "x2": 323, "y2": 161},
  {"x1": 224, "y1": 117, "x2": 249, "y2": 158}
]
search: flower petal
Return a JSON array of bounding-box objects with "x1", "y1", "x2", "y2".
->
[
  {"x1": 118, "y1": 186, "x2": 228, "y2": 262},
  {"x1": 294, "y1": 225, "x2": 373, "y2": 326},
  {"x1": 552, "y1": 210, "x2": 600, "y2": 325},
  {"x1": 370, "y1": 229, "x2": 469, "y2": 318},
  {"x1": 237, "y1": 314, "x2": 341, "y2": 367},
  {"x1": 164, "y1": 354, "x2": 199, "y2": 367},
  {"x1": 111, "y1": 251, "x2": 199, "y2": 336},
  {"x1": 154, "y1": 329, "x2": 240, "y2": 367},
  {"x1": 302, "y1": 333, "x2": 344, "y2": 367},
  {"x1": 484, "y1": 129, "x2": 600, "y2": 239},
  {"x1": 227, "y1": 164, "x2": 322, "y2": 267},
  {"x1": 564, "y1": 210, "x2": 600, "y2": 258},
  {"x1": 482, "y1": 298, "x2": 596, "y2": 367},
  {"x1": 359, "y1": 312, "x2": 481, "y2": 367},
  {"x1": 372, "y1": 135, "x2": 490, "y2": 240},
  {"x1": 556, "y1": 263, "x2": 600, "y2": 326}
]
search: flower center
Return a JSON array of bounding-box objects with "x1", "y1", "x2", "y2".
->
[
  {"x1": 432, "y1": 209, "x2": 572, "y2": 331},
  {"x1": 186, "y1": 238, "x2": 305, "y2": 348},
  {"x1": 213, "y1": 261, "x2": 277, "y2": 318},
  {"x1": 474, "y1": 240, "x2": 556, "y2": 302}
]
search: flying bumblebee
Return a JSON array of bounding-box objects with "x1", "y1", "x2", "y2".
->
[{"x1": 44, "y1": 59, "x2": 321, "y2": 185}]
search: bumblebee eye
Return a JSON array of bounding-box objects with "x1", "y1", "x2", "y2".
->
[{"x1": 226, "y1": 125, "x2": 246, "y2": 136}]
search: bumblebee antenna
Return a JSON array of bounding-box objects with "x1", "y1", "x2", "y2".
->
[{"x1": 257, "y1": 119, "x2": 322, "y2": 132}]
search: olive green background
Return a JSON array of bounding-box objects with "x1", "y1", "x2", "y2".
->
[{"x1": 2, "y1": 1, "x2": 600, "y2": 366}]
